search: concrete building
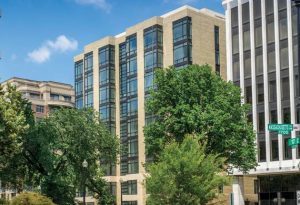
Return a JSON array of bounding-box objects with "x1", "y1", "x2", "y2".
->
[
  {"x1": 223, "y1": 0, "x2": 300, "y2": 204},
  {"x1": 74, "y1": 5, "x2": 226, "y2": 205},
  {"x1": 1, "y1": 77, "x2": 74, "y2": 120}
]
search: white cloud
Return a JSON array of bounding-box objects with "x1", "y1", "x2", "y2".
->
[
  {"x1": 47, "y1": 35, "x2": 78, "y2": 52},
  {"x1": 27, "y1": 35, "x2": 78, "y2": 64},
  {"x1": 75, "y1": 0, "x2": 111, "y2": 12},
  {"x1": 28, "y1": 46, "x2": 51, "y2": 64}
]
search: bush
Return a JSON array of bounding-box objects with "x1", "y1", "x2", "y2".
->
[
  {"x1": 0, "y1": 198, "x2": 9, "y2": 205},
  {"x1": 11, "y1": 192, "x2": 55, "y2": 205}
]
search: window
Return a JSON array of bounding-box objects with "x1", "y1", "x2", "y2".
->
[
  {"x1": 255, "y1": 48, "x2": 263, "y2": 75},
  {"x1": 128, "y1": 98, "x2": 138, "y2": 116},
  {"x1": 76, "y1": 96, "x2": 83, "y2": 109},
  {"x1": 99, "y1": 46, "x2": 114, "y2": 66},
  {"x1": 269, "y1": 80, "x2": 277, "y2": 102},
  {"x1": 75, "y1": 80, "x2": 83, "y2": 96},
  {"x1": 100, "y1": 68, "x2": 115, "y2": 85},
  {"x1": 127, "y1": 78, "x2": 137, "y2": 96},
  {"x1": 254, "y1": 179, "x2": 258, "y2": 194},
  {"x1": 257, "y1": 83, "x2": 264, "y2": 103},
  {"x1": 233, "y1": 55, "x2": 240, "y2": 81},
  {"x1": 279, "y1": 10, "x2": 288, "y2": 40},
  {"x1": 280, "y1": 40, "x2": 289, "y2": 69},
  {"x1": 99, "y1": 105, "x2": 115, "y2": 121},
  {"x1": 128, "y1": 139, "x2": 138, "y2": 157},
  {"x1": 173, "y1": 17, "x2": 192, "y2": 43},
  {"x1": 128, "y1": 119, "x2": 138, "y2": 136},
  {"x1": 282, "y1": 107, "x2": 290, "y2": 123},
  {"x1": 245, "y1": 86, "x2": 252, "y2": 104},
  {"x1": 128, "y1": 159, "x2": 139, "y2": 174},
  {"x1": 100, "y1": 87, "x2": 115, "y2": 103},
  {"x1": 266, "y1": 16, "x2": 275, "y2": 43},
  {"x1": 271, "y1": 138, "x2": 279, "y2": 161},
  {"x1": 253, "y1": 0, "x2": 261, "y2": 19},
  {"x1": 50, "y1": 94, "x2": 59, "y2": 101},
  {"x1": 265, "y1": 0, "x2": 274, "y2": 15},
  {"x1": 258, "y1": 112, "x2": 265, "y2": 132},
  {"x1": 127, "y1": 57, "x2": 137, "y2": 76},
  {"x1": 126, "y1": 35, "x2": 137, "y2": 56},
  {"x1": 128, "y1": 180, "x2": 137, "y2": 195},
  {"x1": 284, "y1": 136, "x2": 292, "y2": 160},
  {"x1": 120, "y1": 102, "x2": 127, "y2": 120},
  {"x1": 270, "y1": 110, "x2": 277, "y2": 123},
  {"x1": 255, "y1": 20, "x2": 262, "y2": 47},
  {"x1": 144, "y1": 26, "x2": 163, "y2": 49},
  {"x1": 267, "y1": 44, "x2": 275, "y2": 72},
  {"x1": 244, "y1": 52, "x2": 251, "y2": 78},
  {"x1": 84, "y1": 53, "x2": 93, "y2": 72},
  {"x1": 120, "y1": 64, "x2": 127, "y2": 97},
  {"x1": 243, "y1": 24, "x2": 251, "y2": 51},
  {"x1": 145, "y1": 72, "x2": 154, "y2": 92},
  {"x1": 85, "y1": 91, "x2": 93, "y2": 107},
  {"x1": 281, "y1": 77, "x2": 290, "y2": 100},
  {"x1": 75, "y1": 61, "x2": 83, "y2": 79},
  {"x1": 85, "y1": 72, "x2": 93, "y2": 90},
  {"x1": 231, "y1": 7, "x2": 238, "y2": 27},
  {"x1": 144, "y1": 50, "x2": 163, "y2": 70},
  {"x1": 232, "y1": 28, "x2": 239, "y2": 54},
  {"x1": 242, "y1": 3, "x2": 250, "y2": 23},
  {"x1": 214, "y1": 26, "x2": 220, "y2": 74},
  {"x1": 259, "y1": 140, "x2": 266, "y2": 162},
  {"x1": 36, "y1": 105, "x2": 44, "y2": 113},
  {"x1": 173, "y1": 42, "x2": 192, "y2": 65}
]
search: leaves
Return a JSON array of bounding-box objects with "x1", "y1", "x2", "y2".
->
[
  {"x1": 145, "y1": 64, "x2": 257, "y2": 172},
  {"x1": 11, "y1": 192, "x2": 55, "y2": 205},
  {"x1": 146, "y1": 135, "x2": 229, "y2": 205}
]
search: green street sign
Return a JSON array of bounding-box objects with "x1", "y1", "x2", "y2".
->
[
  {"x1": 268, "y1": 124, "x2": 293, "y2": 135},
  {"x1": 288, "y1": 137, "x2": 300, "y2": 148}
]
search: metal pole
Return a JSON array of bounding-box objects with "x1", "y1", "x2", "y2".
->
[
  {"x1": 83, "y1": 179, "x2": 86, "y2": 205},
  {"x1": 294, "y1": 0, "x2": 300, "y2": 96}
]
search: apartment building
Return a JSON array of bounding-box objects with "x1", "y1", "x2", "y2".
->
[
  {"x1": 74, "y1": 5, "x2": 226, "y2": 205},
  {"x1": 223, "y1": 0, "x2": 300, "y2": 204},
  {"x1": 1, "y1": 77, "x2": 74, "y2": 120}
]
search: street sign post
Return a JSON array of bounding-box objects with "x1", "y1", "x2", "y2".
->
[
  {"x1": 297, "y1": 190, "x2": 300, "y2": 205},
  {"x1": 268, "y1": 124, "x2": 293, "y2": 135},
  {"x1": 288, "y1": 137, "x2": 300, "y2": 148}
]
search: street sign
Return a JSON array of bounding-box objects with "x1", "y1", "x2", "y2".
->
[
  {"x1": 268, "y1": 124, "x2": 293, "y2": 135},
  {"x1": 294, "y1": 124, "x2": 300, "y2": 131},
  {"x1": 288, "y1": 138, "x2": 300, "y2": 148},
  {"x1": 297, "y1": 190, "x2": 300, "y2": 205}
]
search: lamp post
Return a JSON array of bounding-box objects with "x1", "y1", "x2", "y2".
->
[
  {"x1": 119, "y1": 179, "x2": 123, "y2": 205},
  {"x1": 293, "y1": 0, "x2": 300, "y2": 96},
  {"x1": 82, "y1": 159, "x2": 88, "y2": 205}
]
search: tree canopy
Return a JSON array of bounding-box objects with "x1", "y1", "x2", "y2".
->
[
  {"x1": 145, "y1": 64, "x2": 257, "y2": 172},
  {"x1": 146, "y1": 135, "x2": 228, "y2": 205},
  {"x1": 24, "y1": 108, "x2": 119, "y2": 205}
]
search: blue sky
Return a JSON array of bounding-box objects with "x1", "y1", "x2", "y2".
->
[{"x1": 0, "y1": 0, "x2": 223, "y2": 85}]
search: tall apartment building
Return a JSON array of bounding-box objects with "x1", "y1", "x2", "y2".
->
[
  {"x1": 223, "y1": 0, "x2": 300, "y2": 204},
  {"x1": 1, "y1": 77, "x2": 75, "y2": 120},
  {"x1": 74, "y1": 5, "x2": 226, "y2": 205}
]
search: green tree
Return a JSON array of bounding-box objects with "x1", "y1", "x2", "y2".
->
[
  {"x1": 24, "y1": 108, "x2": 118, "y2": 205},
  {"x1": 145, "y1": 64, "x2": 256, "y2": 172},
  {"x1": 11, "y1": 192, "x2": 55, "y2": 205},
  {"x1": 146, "y1": 135, "x2": 228, "y2": 205},
  {"x1": 0, "y1": 83, "x2": 34, "y2": 191}
]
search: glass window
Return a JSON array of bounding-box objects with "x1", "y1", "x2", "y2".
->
[
  {"x1": 255, "y1": 20, "x2": 262, "y2": 47},
  {"x1": 173, "y1": 17, "x2": 192, "y2": 43},
  {"x1": 283, "y1": 136, "x2": 292, "y2": 160},
  {"x1": 265, "y1": 0, "x2": 274, "y2": 15},
  {"x1": 144, "y1": 50, "x2": 163, "y2": 70},
  {"x1": 128, "y1": 98, "x2": 138, "y2": 116},
  {"x1": 280, "y1": 40, "x2": 289, "y2": 69},
  {"x1": 173, "y1": 42, "x2": 192, "y2": 65},
  {"x1": 243, "y1": 24, "x2": 250, "y2": 51},
  {"x1": 128, "y1": 180, "x2": 137, "y2": 195},
  {"x1": 259, "y1": 140, "x2": 266, "y2": 162},
  {"x1": 245, "y1": 86, "x2": 252, "y2": 104},
  {"x1": 120, "y1": 63, "x2": 127, "y2": 97},
  {"x1": 271, "y1": 138, "x2": 279, "y2": 161},
  {"x1": 258, "y1": 112, "x2": 265, "y2": 132},
  {"x1": 281, "y1": 77, "x2": 290, "y2": 100},
  {"x1": 127, "y1": 57, "x2": 137, "y2": 76},
  {"x1": 244, "y1": 52, "x2": 251, "y2": 78},
  {"x1": 267, "y1": 16, "x2": 275, "y2": 43},
  {"x1": 269, "y1": 80, "x2": 277, "y2": 102},
  {"x1": 50, "y1": 94, "x2": 59, "y2": 100},
  {"x1": 279, "y1": 10, "x2": 288, "y2": 40},
  {"x1": 85, "y1": 91, "x2": 93, "y2": 108},
  {"x1": 36, "y1": 105, "x2": 44, "y2": 113},
  {"x1": 84, "y1": 53, "x2": 93, "y2": 72},
  {"x1": 233, "y1": 55, "x2": 240, "y2": 81},
  {"x1": 256, "y1": 48, "x2": 263, "y2": 75},
  {"x1": 242, "y1": 3, "x2": 250, "y2": 23},
  {"x1": 232, "y1": 28, "x2": 239, "y2": 54},
  {"x1": 282, "y1": 107, "x2": 290, "y2": 123},
  {"x1": 76, "y1": 96, "x2": 83, "y2": 109},
  {"x1": 128, "y1": 119, "x2": 138, "y2": 136},
  {"x1": 257, "y1": 83, "x2": 264, "y2": 103},
  {"x1": 267, "y1": 44, "x2": 276, "y2": 72},
  {"x1": 75, "y1": 61, "x2": 83, "y2": 79},
  {"x1": 99, "y1": 47, "x2": 109, "y2": 66},
  {"x1": 100, "y1": 87, "x2": 115, "y2": 103},
  {"x1": 270, "y1": 110, "x2": 277, "y2": 123},
  {"x1": 128, "y1": 139, "x2": 138, "y2": 157},
  {"x1": 126, "y1": 35, "x2": 137, "y2": 56},
  {"x1": 128, "y1": 160, "x2": 139, "y2": 174},
  {"x1": 127, "y1": 78, "x2": 137, "y2": 96},
  {"x1": 144, "y1": 26, "x2": 163, "y2": 49},
  {"x1": 231, "y1": 7, "x2": 238, "y2": 27},
  {"x1": 278, "y1": 0, "x2": 287, "y2": 10},
  {"x1": 75, "y1": 80, "x2": 83, "y2": 96},
  {"x1": 253, "y1": 0, "x2": 261, "y2": 19},
  {"x1": 100, "y1": 67, "x2": 115, "y2": 85},
  {"x1": 100, "y1": 105, "x2": 115, "y2": 121},
  {"x1": 84, "y1": 72, "x2": 93, "y2": 90},
  {"x1": 145, "y1": 72, "x2": 154, "y2": 92}
]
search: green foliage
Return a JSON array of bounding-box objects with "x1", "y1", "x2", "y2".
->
[
  {"x1": 0, "y1": 83, "x2": 34, "y2": 191},
  {"x1": 11, "y1": 192, "x2": 55, "y2": 205},
  {"x1": 24, "y1": 108, "x2": 119, "y2": 205},
  {"x1": 145, "y1": 64, "x2": 257, "y2": 172},
  {"x1": 146, "y1": 135, "x2": 228, "y2": 205},
  {"x1": 0, "y1": 198, "x2": 9, "y2": 205}
]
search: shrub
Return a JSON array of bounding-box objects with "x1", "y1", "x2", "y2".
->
[{"x1": 11, "y1": 192, "x2": 55, "y2": 205}]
